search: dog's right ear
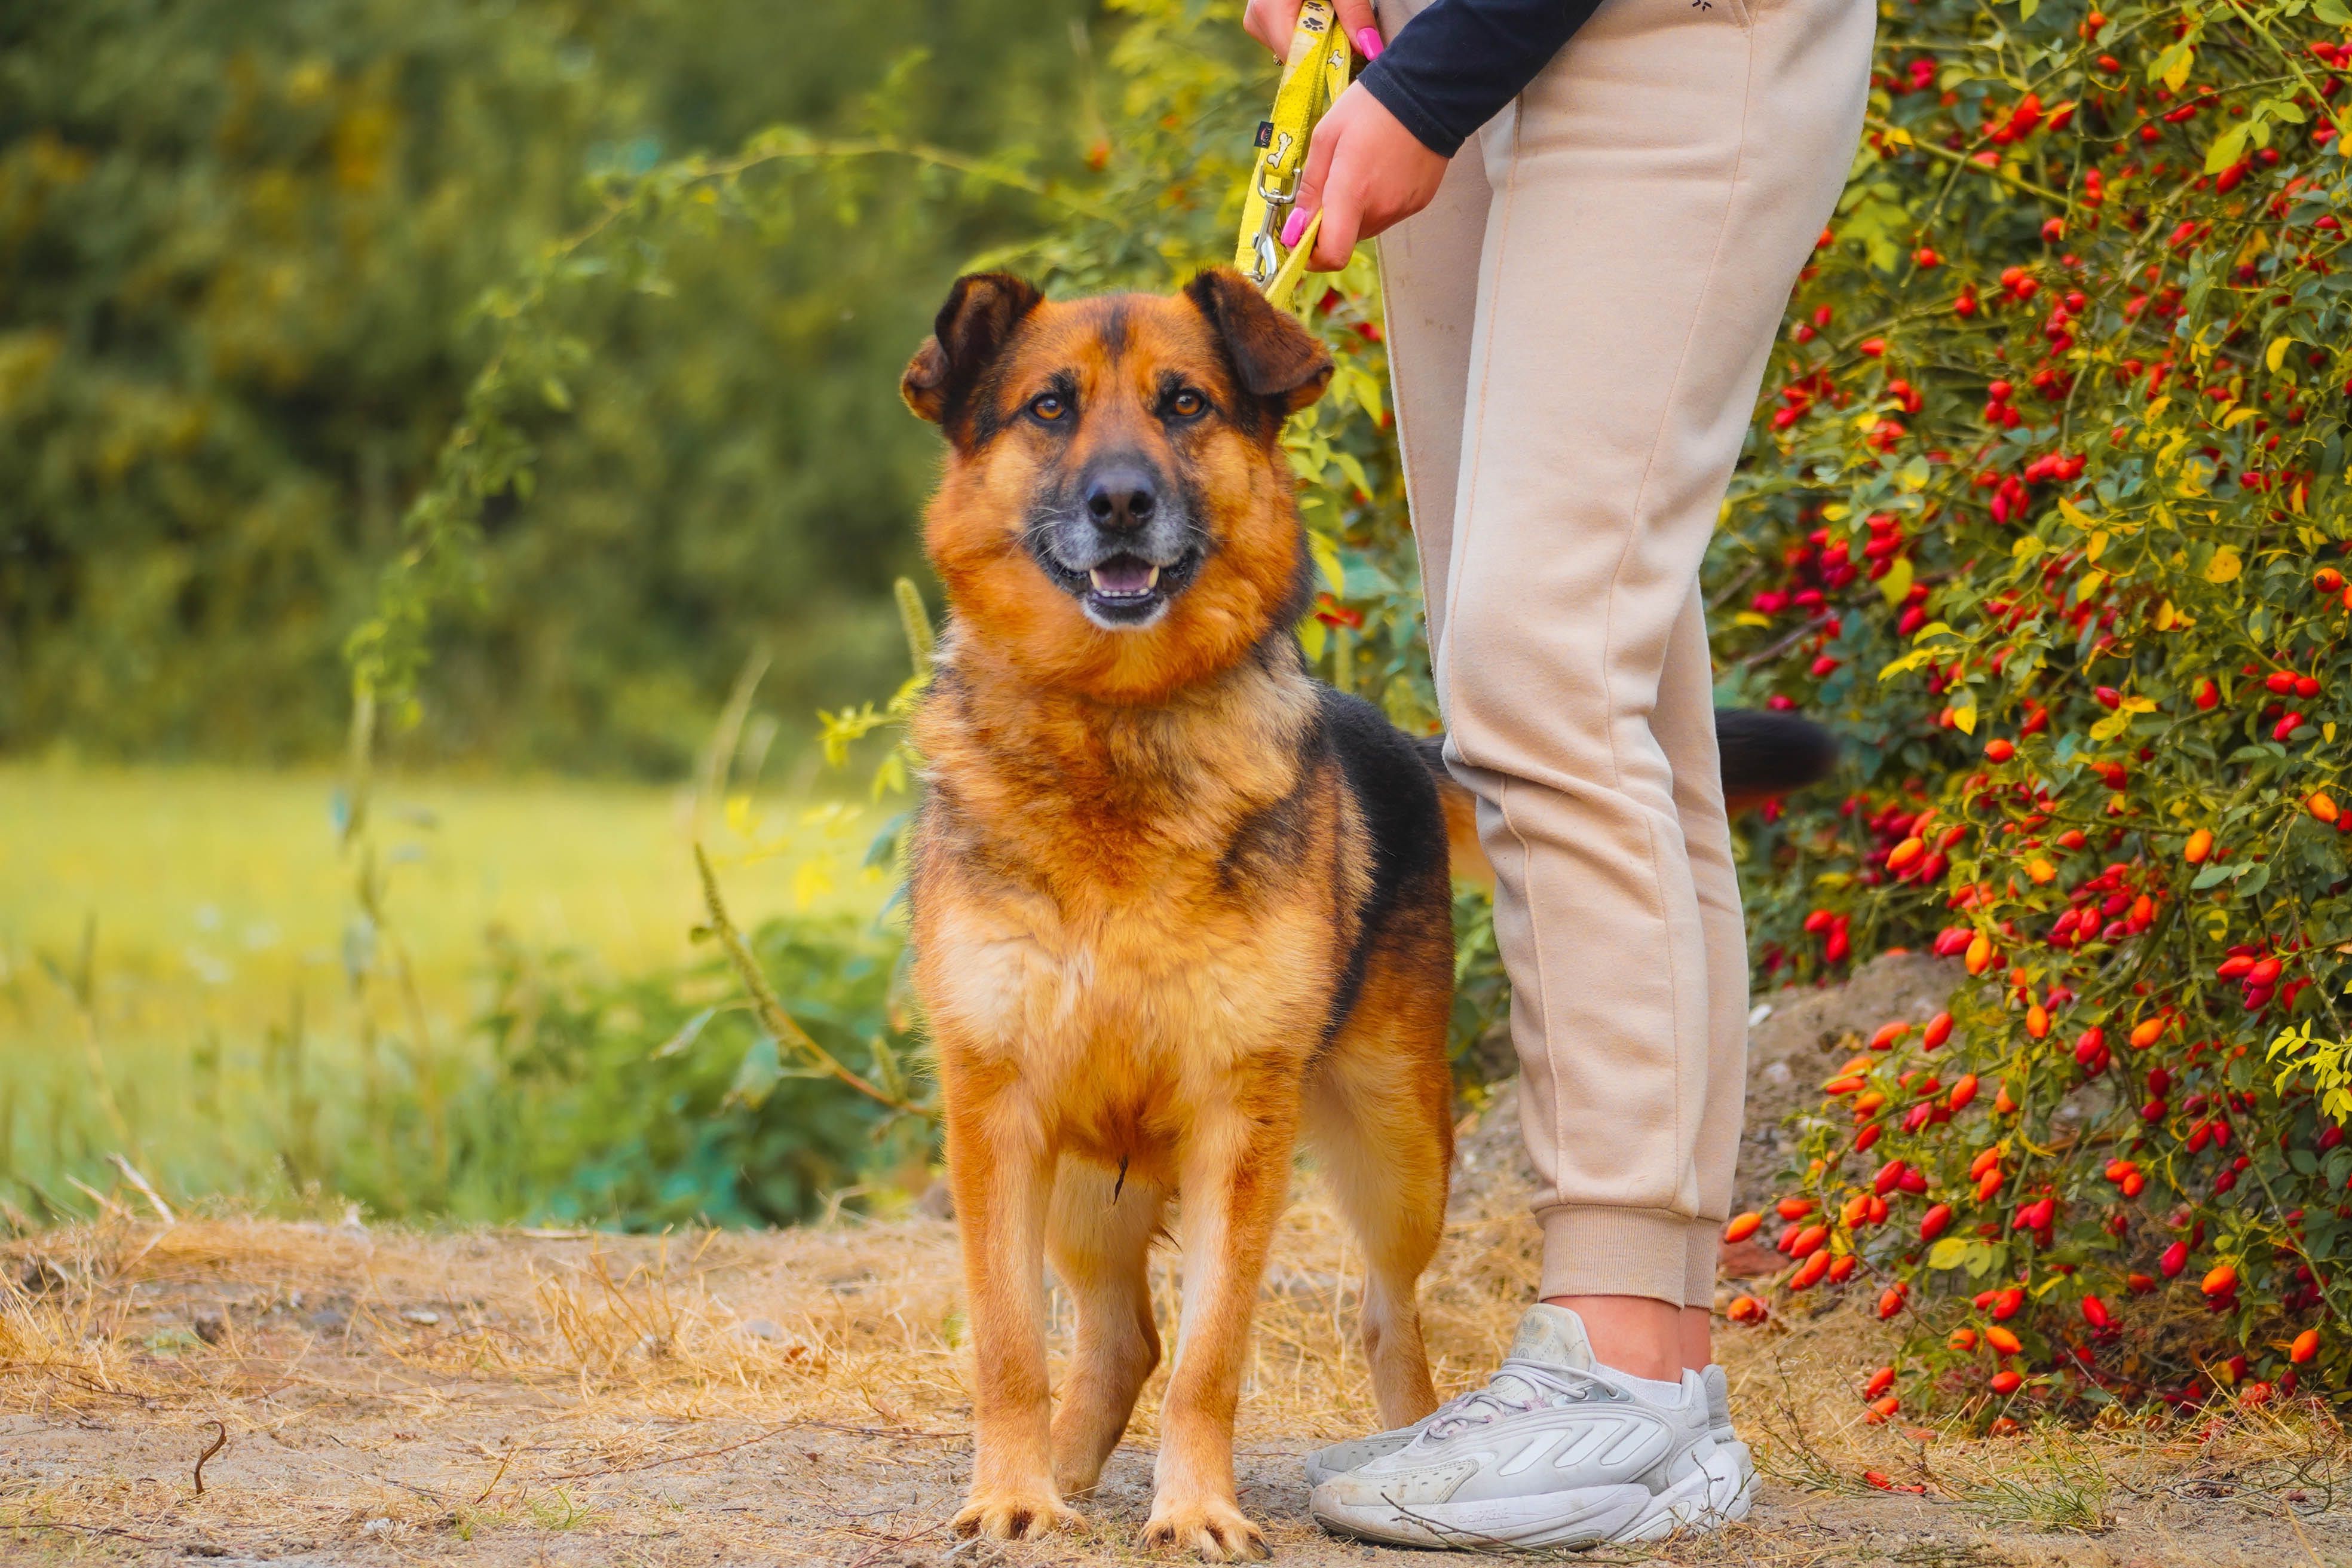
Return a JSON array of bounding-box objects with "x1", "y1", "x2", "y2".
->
[{"x1": 901, "y1": 272, "x2": 1045, "y2": 425}]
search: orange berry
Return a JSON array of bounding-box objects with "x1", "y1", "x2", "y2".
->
[
  {"x1": 1725, "y1": 1212, "x2": 1763, "y2": 1243},
  {"x1": 2185, "y1": 828, "x2": 2213, "y2": 864}
]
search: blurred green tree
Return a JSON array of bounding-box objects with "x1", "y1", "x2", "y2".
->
[{"x1": 0, "y1": 0, "x2": 1090, "y2": 772}]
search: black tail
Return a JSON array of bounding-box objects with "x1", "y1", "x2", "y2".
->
[
  {"x1": 1410, "y1": 710, "x2": 1837, "y2": 801},
  {"x1": 1712, "y1": 709, "x2": 1839, "y2": 801}
]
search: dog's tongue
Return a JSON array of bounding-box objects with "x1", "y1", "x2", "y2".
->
[{"x1": 1089, "y1": 558, "x2": 1158, "y2": 598}]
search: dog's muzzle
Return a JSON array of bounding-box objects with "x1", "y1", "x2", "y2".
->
[{"x1": 1030, "y1": 462, "x2": 1203, "y2": 628}]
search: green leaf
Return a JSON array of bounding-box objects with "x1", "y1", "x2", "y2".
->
[
  {"x1": 2319, "y1": 0, "x2": 2350, "y2": 24},
  {"x1": 725, "y1": 1033, "x2": 783, "y2": 1109},
  {"x1": 2206, "y1": 124, "x2": 2249, "y2": 175},
  {"x1": 1927, "y1": 1237, "x2": 1973, "y2": 1270}
]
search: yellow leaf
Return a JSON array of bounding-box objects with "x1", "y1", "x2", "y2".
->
[
  {"x1": 1821, "y1": 503, "x2": 1852, "y2": 522},
  {"x1": 2155, "y1": 600, "x2": 2178, "y2": 630},
  {"x1": 2087, "y1": 529, "x2": 2109, "y2": 561},
  {"x1": 1298, "y1": 615, "x2": 1327, "y2": 661},
  {"x1": 2268, "y1": 336, "x2": 2296, "y2": 373},
  {"x1": 2121, "y1": 696, "x2": 2157, "y2": 714},
  {"x1": 2090, "y1": 710, "x2": 2130, "y2": 741},
  {"x1": 2145, "y1": 396, "x2": 2172, "y2": 422},
  {"x1": 2078, "y1": 568, "x2": 2108, "y2": 599},
  {"x1": 1734, "y1": 611, "x2": 1772, "y2": 628},
  {"x1": 2204, "y1": 546, "x2": 2243, "y2": 583},
  {"x1": 1879, "y1": 554, "x2": 1915, "y2": 605},
  {"x1": 2013, "y1": 534, "x2": 2045, "y2": 560},
  {"x1": 2222, "y1": 406, "x2": 2259, "y2": 430},
  {"x1": 2059, "y1": 497, "x2": 2095, "y2": 532},
  {"x1": 1309, "y1": 528, "x2": 1345, "y2": 594},
  {"x1": 2166, "y1": 46, "x2": 2194, "y2": 93},
  {"x1": 1952, "y1": 697, "x2": 1978, "y2": 736}
]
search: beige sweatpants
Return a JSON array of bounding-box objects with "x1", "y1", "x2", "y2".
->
[{"x1": 1373, "y1": 0, "x2": 1873, "y2": 1306}]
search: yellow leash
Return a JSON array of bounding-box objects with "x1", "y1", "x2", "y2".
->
[{"x1": 1234, "y1": 0, "x2": 1356, "y2": 314}]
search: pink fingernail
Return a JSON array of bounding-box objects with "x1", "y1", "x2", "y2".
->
[
  {"x1": 1281, "y1": 209, "x2": 1307, "y2": 247},
  {"x1": 1355, "y1": 26, "x2": 1384, "y2": 59}
]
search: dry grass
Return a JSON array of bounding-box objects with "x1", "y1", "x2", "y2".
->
[{"x1": 4, "y1": 1165, "x2": 2350, "y2": 1564}]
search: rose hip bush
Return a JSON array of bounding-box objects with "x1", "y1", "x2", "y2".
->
[{"x1": 1701, "y1": 0, "x2": 2352, "y2": 1418}]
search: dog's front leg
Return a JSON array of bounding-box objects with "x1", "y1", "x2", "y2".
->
[
  {"x1": 944, "y1": 1078, "x2": 1078, "y2": 1542},
  {"x1": 1144, "y1": 1097, "x2": 1294, "y2": 1561}
]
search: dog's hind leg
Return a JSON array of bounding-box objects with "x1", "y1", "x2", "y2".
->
[
  {"x1": 1046, "y1": 1161, "x2": 1165, "y2": 1496},
  {"x1": 1305, "y1": 942, "x2": 1455, "y2": 1431}
]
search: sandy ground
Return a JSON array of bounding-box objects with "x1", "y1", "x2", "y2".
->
[{"x1": 7, "y1": 959, "x2": 2351, "y2": 1564}]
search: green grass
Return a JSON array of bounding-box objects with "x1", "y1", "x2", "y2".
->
[{"x1": 0, "y1": 760, "x2": 889, "y2": 1214}]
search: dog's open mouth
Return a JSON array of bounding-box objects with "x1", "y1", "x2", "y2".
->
[
  {"x1": 1073, "y1": 549, "x2": 1199, "y2": 625},
  {"x1": 1088, "y1": 556, "x2": 1159, "y2": 601}
]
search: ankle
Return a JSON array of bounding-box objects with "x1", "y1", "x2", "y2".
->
[{"x1": 1538, "y1": 1293, "x2": 1683, "y2": 1382}]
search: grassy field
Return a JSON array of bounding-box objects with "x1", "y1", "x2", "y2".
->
[{"x1": 0, "y1": 761, "x2": 888, "y2": 1215}]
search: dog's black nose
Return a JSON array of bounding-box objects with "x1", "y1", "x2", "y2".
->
[{"x1": 1084, "y1": 467, "x2": 1159, "y2": 532}]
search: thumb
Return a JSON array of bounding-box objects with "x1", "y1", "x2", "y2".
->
[{"x1": 1334, "y1": 0, "x2": 1383, "y2": 59}]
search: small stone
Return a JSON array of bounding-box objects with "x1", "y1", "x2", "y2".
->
[
  {"x1": 399, "y1": 1307, "x2": 440, "y2": 1327},
  {"x1": 734, "y1": 1317, "x2": 786, "y2": 1342},
  {"x1": 307, "y1": 1306, "x2": 349, "y2": 1332}
]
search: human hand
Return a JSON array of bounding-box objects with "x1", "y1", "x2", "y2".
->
[
  {"x1": 1242, "y1": 0, "x2": 1383, "y2": 63},
  {"x1": 1282, "y1": 81, "x2": 1448, "y2": 271}
]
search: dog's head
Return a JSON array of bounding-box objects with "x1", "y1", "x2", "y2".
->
[{"x1": 902, "y1": 269, "x2": 1333, "y2": 703}]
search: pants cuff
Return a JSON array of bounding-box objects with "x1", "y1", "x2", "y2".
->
[
  {"x1": 1684, "y1": 1220, "x2": 1722, "y2": 1309},
  {"x1": 1537, "y1": 1206, "x2": 1695, "y2": 1307}
]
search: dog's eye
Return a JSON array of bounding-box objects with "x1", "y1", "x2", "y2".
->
[
  {"x1": 1168, "y1": 390, "x2": 1206, "y2": 419},
  {"x1": 1028, "y1": 393, "x2": 1067, "y2": 422}
]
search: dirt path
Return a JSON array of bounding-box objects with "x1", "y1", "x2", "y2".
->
[
  {"x1": 5, "y1": 961, "x2": 2348, "y2": 1564},
  {"x1": 7, "y1": 1206, "x2": 2348, "y2": 1567}
]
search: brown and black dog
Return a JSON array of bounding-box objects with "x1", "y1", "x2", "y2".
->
[{"x1": 898, "y1": 268, "x2": 1831, "y2": 1559}]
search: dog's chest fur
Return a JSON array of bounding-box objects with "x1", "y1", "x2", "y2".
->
[{"x1": 909, "y1": 648, "x2": 1370, "y2": 1162}]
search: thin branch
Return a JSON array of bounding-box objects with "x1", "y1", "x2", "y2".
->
[
  {"x1": 1867, "y1": 116, "x2": 2069, "y2": 206},
  {"x1": 693, "y1": 846, "x2": 921, "y2": 1115}
]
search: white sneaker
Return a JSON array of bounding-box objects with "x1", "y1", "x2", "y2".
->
[
  {"x1": 1309, "y1": 1305, "x2": 1740, "y2": 1550},
  {"x1": 1699, "y1": 1363, "x2": 1757, "y2": 1522}
]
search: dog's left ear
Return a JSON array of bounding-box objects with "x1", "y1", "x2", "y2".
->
[
  {"x1": 902, "y1": 272, "x2": 1046, "y2": 425},
  {"x1": 1184, "y1": 267, "x2": 1334, "y2": 416}
]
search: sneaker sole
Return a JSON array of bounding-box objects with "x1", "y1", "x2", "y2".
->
[
  {"x1": 1312, "y1": 1483, "x2": 1653, "y2": 1551},
  {"x1": 1312, "y1": 1446, "x2": 1751, "y2": 1552}
]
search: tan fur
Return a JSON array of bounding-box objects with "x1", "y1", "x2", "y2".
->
[{"x1": 901, "y1": 271, "x2": 1454, "y2": 1559}]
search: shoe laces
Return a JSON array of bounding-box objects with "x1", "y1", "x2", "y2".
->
[{"x1": 1420, "y1": 1358, "x2": 1619, "y2": 1442}]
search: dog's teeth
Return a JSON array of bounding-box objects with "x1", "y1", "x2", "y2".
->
[
  {"x1": 1090, "y1": 568, "x2": 1108, "y2": 592},
  {"x1": 1146, "y1": 566, "x2": 1160, "y2": 589}
]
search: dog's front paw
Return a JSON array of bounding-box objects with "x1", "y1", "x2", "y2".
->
[
  {"x1": 954, "y1": 1486, "x2": 1082, "y2": 1543},
  {"x1": 1142, "y1": 1494, "x2": 1269, "y2": 1561}
]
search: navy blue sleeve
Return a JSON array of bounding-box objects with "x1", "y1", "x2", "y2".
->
[{"x1": 1356, "y1": 0, "x2": 1608, "y2": 157}]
